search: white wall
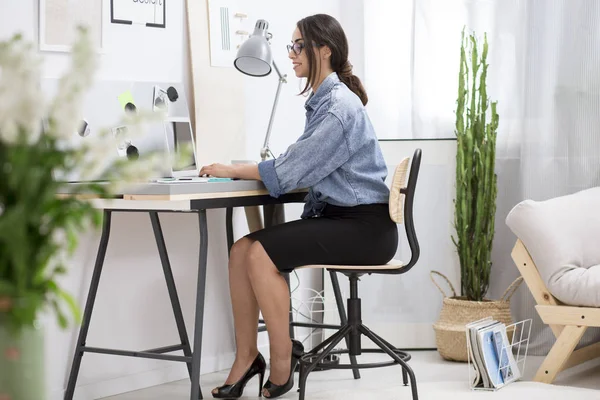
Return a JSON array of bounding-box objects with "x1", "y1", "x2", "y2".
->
[
  {"x1": 0, "y1": 0, "x2": 186, "y2": 81},
  {"x1": 0, "y1": 1, "x2": 345, "y2": 399},
  {"x1": 186, "y1": 0, "x2": 246, "y2": 166},
  {"x1": 340, "y1": 0, "x2": 365, "y2": 81}
]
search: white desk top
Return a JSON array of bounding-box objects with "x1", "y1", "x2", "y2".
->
[
  {"x1": 121, "y1": 179, "x2": 273, "y2": 200},
  {"x1": 61, "y1": 180, "x2": 307, "y2": 210}
]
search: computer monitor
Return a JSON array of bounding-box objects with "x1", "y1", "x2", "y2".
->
[{"x1": 164, "y1": 120, "x2": 198, "y2": 177}]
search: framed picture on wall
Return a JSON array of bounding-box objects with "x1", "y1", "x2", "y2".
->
[
  {"x1": 110, "y1": 0, "x2": 166, "y2": 28},
  {"x1": 39, "y1": 0, "x2": 105, "y2": 52}
]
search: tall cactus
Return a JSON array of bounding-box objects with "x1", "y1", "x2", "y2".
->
[{"x1": 452, "y1": 29, "x2": 499, "y2": 301}]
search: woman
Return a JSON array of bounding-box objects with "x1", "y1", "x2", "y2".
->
[{"x1": 201, "y1": 14, "x2": 398, "y2": 399}]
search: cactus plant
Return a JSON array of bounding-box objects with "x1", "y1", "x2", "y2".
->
[{"x1": 452, "y1": 29, "x2": 499, "y2": 301}]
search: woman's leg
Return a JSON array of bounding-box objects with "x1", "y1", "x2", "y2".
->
[
  {"x1": 246, "y1": 241, "x2": 293, "y2": 397},
  {"x1": 213, "y1": 237, "x2": 260, "y2": 391}
]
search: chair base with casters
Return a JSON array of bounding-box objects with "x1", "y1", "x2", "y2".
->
[
  {"x1": 297, "y1": 272, "x2": 418, "y2": 400},
  {"x1": 296, "y1": 149, "x2": 422, "y2": 400}
]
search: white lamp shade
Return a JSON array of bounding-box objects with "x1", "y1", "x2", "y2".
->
[{"x1": 234, "y1": 20, "x2": 273, "y2": 77}]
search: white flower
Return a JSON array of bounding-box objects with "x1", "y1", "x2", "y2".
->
[
  {"x1": 46, "y1": 26, "x2": 99, "y2": 141},
  {"x1": 0, "y1": 34, "x2": 45, "y2": 144}
]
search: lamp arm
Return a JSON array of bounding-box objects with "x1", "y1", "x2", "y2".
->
[
  {"x1": 261, "y1": 60, "x2": 287, "y2": 161},
  {"x1": 272, "y1": 59, "x2": 284, "y2": 80}
]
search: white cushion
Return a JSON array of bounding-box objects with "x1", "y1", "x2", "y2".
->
[{"x1": 505, "y1": 187, "x2": 600, "y2": 307}]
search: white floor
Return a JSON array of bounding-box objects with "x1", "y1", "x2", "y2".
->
[{"x1": 101, "y1": 351, "x2": 600, "y2": 400}]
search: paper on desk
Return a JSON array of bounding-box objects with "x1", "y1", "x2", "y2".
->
[
  {"x1": 153, "y1": 178, "x2": 234, "y2": 184},
  {"x1": 154, "y1": 178, "x2": 206, "y2": 184}
]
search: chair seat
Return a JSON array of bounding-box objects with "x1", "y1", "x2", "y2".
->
[{"x1": 297, "y1": 259, "x2": 404, "y2": 271}]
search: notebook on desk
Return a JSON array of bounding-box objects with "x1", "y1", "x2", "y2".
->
[{"x1": 153, "y1": 177, "x2": 233, "y2": 184}]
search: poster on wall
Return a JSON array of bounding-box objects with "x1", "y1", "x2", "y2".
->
[
  {"x1": 110, "y1": 0, "x2": 166, "y2": 28},
  {"x1": 207, "y1": 0, "x2": 250, "y2": 67},
  {"x1": 39, "y1": 0, "x2": 104, "y2": 52}
]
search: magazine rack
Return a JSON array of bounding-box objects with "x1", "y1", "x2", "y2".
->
[{"x1": 466, "y1": 317, "x2": 532, "y2": 391}]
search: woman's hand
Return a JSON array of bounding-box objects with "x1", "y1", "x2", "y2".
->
[
  {"x1": 199, "y1": 163, "x2": 262, "y2": 181},
  {"x1": 199, "y1": 163, "x2": 237, "y2": 178}
]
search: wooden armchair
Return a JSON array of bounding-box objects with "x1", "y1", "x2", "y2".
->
[
  {"x1": 511, "y1": 240, "x2": 600, "y2": 383},
  {"x1": 507, "y1": 187, "x2": 600, "y2": 384}
]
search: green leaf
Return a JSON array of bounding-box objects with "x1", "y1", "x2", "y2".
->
[
  {"x1": 67, "y1": 227, "x2": 79, "y2": 255},
  {"x1": 57, "y1": 288, "x2": 81, "y2": 324},
  {"x1": 51, "y1": 299, "x2": 69, "y2": 329},
  {"x1": 0, "y1": 280, "x2": 16, "y2": 295},
  {"x1": 53, "y1": 265, "x2": 67, "y2": 275}
]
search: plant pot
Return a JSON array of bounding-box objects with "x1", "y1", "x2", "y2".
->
[
  {"x1": 0, "y1": 320, "x2": 46, "y2": 400},
  {"x1": 430, "y1": 271, "x2": 523, "y2": 362}
]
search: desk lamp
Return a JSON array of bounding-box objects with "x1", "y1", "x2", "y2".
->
[{"x1": 234, "y1": 20, "x2": 287, "y2": 161}]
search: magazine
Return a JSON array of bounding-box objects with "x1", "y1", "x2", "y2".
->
[{"x1": 465, "y1": 318, "x2": 521, "y2": 389}]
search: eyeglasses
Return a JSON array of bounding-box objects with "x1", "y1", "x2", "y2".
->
[{"x1": 286, "y1": 42, "x2": 305, "y2": 55}]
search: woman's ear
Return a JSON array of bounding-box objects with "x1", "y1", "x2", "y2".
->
[{"x1": 321, "y1": 45, "x2": 332, "y2": 60}]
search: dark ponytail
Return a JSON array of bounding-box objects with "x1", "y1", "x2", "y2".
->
[
  {"x1": 297, "y1": 14, "x2": 369, "y2": 106},
  {"x1": 337, "y1": 60, "x2": 368, "y2": 106}
]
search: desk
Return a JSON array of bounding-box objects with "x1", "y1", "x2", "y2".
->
[{"x1": 62, "y1": 180, "x2": 348, "y2": 400}]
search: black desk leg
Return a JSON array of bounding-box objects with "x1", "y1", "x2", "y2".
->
[
  {"x1": 149, "y1": 212, "x2": 193, "y2": 379},
  {"x1": 329, "y1": 271, "x2": 361, "y2": 379},
  {"x1": 191, "y1": 210, "x2": 209, "y2": 400},
  {"x1": 64, "y1": 210, "x2": 112, "y2": 400},
  {"x1": 226, "y1": 207, "x2": 234, "y2": 254}
]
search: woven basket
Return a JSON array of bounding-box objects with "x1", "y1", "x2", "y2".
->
[{"x1": 430, "y1": 271, "x2": 523, "y2": 362}]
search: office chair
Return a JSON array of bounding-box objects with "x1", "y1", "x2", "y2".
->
[{"x1": 296, "y1": 148, "x2": 422, "y2": 400}]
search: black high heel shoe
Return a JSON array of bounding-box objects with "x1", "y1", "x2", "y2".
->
[
  {"x1": 262, "y1": 340, "x2": 305, "y2": 399},
  {"x1": 212, "y1": 352, "x2": 267, "y2": 399}
]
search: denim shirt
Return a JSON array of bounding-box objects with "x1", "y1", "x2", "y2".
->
[{"x1": 258, "y1": 72, "x2": 390, "y2": 219}]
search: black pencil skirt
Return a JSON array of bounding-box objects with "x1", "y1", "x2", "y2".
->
[{"x1": 245, "y1": 203, "x2": 399, "y2": 273}]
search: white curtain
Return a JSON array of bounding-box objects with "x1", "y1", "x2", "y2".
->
[{"x1": 364, "y1": 0, "x2": 600, "y2": 354}]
